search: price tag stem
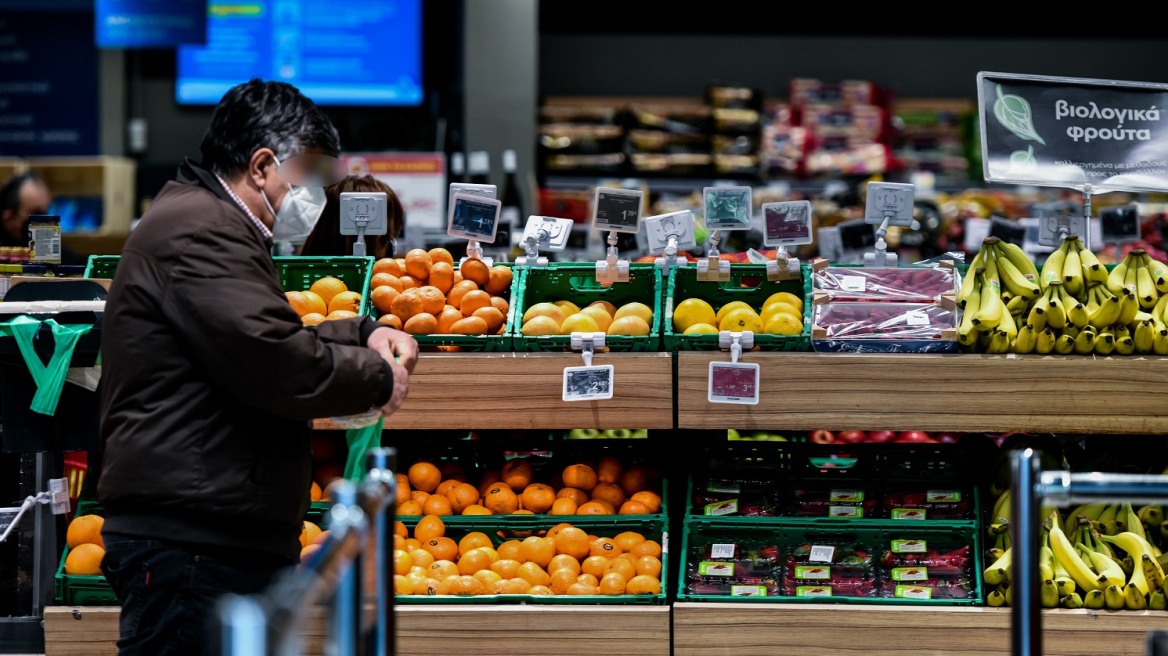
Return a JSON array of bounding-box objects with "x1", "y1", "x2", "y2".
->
[
  {"x1": 518, "y1": 229, "x2": 549, "y2": 267},
  {"x1": 595, "y1": 231, "x2": 630, "y2": 283},
  {"x1": 654, "y1": 233, "x2": 682, "y2": 276},
  {"x1": 466, "y1": 239, "x2": 483, "y2": 261},
  {"x1": 863, "y1": 213, "x2": 897, "y2": 267},
  {"x1": 697, "y1": 229, "x2": 730, "y2": 281}
]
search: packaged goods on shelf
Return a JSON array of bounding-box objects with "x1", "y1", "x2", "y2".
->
[
  {"x1": 811, "y1": 259, "x2": 957, "y2": 303},
  {"x1": 811, "y1": 300, "x2": 959, "y2": 353}
]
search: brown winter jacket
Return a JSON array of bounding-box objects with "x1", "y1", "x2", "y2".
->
[{"x1": 97, "y1": 158, "x2": 392, "y2": 561}]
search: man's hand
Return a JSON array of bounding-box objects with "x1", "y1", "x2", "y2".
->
[
  {"x1": 366, "y1": 326, "x2": 419, "y2": 373},
  {"x1": 380, "y1": 357, "x2": 410, "y2": 417}
]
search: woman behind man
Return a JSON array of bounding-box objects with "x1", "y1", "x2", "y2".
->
[{"x1": 300, "y1": 174, "x2": 403, "y2": 259}]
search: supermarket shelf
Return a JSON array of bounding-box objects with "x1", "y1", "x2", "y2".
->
[
  {"x1": 676, "y1": 352, "x2": 1168, "y2": 434},
  {"x1": 672, "y1": 603, "x2": 1166, "y2": 656},
  {"x1": 43, "y1": 604, "x2": 671, "y2": 656},
  {"x1": 314, "y1": 351, "x2": 674, "y2": 430}
]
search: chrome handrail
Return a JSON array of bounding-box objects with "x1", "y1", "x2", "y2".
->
[
  {"x1": 218, "y1": 447, "x2": 397, "y2": 656},
  {"x1": 1010, "y1": 448, "x2": 1168, "y2": 656}
]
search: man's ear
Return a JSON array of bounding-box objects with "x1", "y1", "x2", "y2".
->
[{"x1": 247, "y1": 147, "x2": 277, "y2": 190}]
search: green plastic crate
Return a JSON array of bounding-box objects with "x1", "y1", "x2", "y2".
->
[
  {"x1": 396, "y1": 515, "x2": 668, "y2": 605},
  {"x1": 86, "y1": 254, "x2": 375, "y2": 316},
  {"x1": 676, "y1": 517, "x2": 983, "y2": 605},
  {"x1": 511, "y1": 263, "x2": 663, "y2": 352},
  {"x1": 54, "y1": 507, "x2": 119, "y2": 607},
  {"x1": 664, "y1": 263, "x2": 812, "y2": 351},
  {"x1": 392, "y1": 440, "x2": 669, "y2": 529},
  {"x1": 404, "y1": 262, "x2": 519, "y2": 352}
]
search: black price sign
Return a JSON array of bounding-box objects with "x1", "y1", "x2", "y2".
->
[
  {"x1": 838, "y1": 220, "x2": 876, "y2": 251},
  {"x1": 989, "y1": 217, "x2": 1027, "y2": 247},
  {"x1": 1100, "y1": 204, "x2": 1140, "y2": 243},
  {"x1": 763, "y1": 200, "x2": 813, "y2": 246},
  {"x1": 593, "y1": 188, "x2": 643, "y2": 233}
]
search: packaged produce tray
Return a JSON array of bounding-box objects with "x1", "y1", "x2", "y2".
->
[
  {"x1": 688, "y1": 441, "x2": 980, "y2": 524},
  {"x1": 811, "y1": 299, "x2": 959, "y2": 353},
  {"x1": 677, "y1": 518, "x2": 982, "y2": 605},
  {"x1": 391, "y1": 439, "x2": 669, "y2": 529},
  {"x1": 664, "y1": 263, "x2": 811, "y2": 352},
  {"x1": 85, "y1": 255, "x2": 376, "y2": 316},
  {"x1": 811, "y1": 259, "x2": 958, "y2": 303},
  {"x1": 510, "y1": 263, "x2": 663, "y2": 352},
  {"x1": 395, "y1": 515, "x2": 669, "y2": 605}
]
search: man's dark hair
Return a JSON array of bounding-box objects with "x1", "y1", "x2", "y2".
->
[
  {"x1": 0, "y1": 172, "x2": 42, "y2": 216},
  {"x1": 199, "y1": 78, "x2": 341, "y2": 178}
]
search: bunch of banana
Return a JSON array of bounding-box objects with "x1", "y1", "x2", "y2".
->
[{"x1": 958, "y1": 237, "x2": 1040, "y2": 351}]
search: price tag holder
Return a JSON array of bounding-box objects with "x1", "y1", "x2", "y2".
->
[
  {"x1": 863, "y1": 182, "x2": 915, "y2": 266},
  {"x1": 644, "y1": 209, "x2": 697, "y2": 275},
  {"x1": 447, "y1": 182, "x2": 497, "y2": 213},
  {"x1": 1100, "y1": 204, "x2": 1141, "y2": 244},
  {"x1": 761, "y1": 200, "x2": 812, "y2": 280},
  {"x1": 562, "y1": 364, "x2": 614, "y2": 402},
  {"x1": 698, "y1": 186, "x2": 753, "y2": 281},
  {"x1": 516, "y1": 215, "x2": 574, "y2": 267},
  {"x1": 988, "y1": 216, "x2": 1027, "y2": 247},
  {"x1": 1037, "y1": 210, "x2": 1087, "y2": 248},
  {"x1": 708, "y1": 331, "x2": 759, "y2": 405},
  {"x1": 593, "y1": 187, "x2": 643, "y2": 283},
  {"x1": 448, "y1": 192, "x2": 501, "y2": 261}
]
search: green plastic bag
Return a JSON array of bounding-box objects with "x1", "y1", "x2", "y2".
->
[
  {"x1": 0, "y1": 316, "x2": 93, "y2": 415},
  {"x1": 343, "y1": 417, "x2": 385, "y2": 482}
]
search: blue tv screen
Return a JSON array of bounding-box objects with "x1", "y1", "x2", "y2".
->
[{"x1": 176, "y1": 0, "x2": 422, "y2": 106}]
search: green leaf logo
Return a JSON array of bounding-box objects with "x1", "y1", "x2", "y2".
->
[
  {"x1": 1008, "y1": 145, "x2": 1038, "y2": 174},
  {"x1": 994, "y1": 84, "x2": 1046, "y2": 145}
]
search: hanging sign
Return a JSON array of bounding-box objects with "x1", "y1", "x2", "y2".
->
[{"x1": 978, "y1": 72, "x2": 1168, "y2": 193}]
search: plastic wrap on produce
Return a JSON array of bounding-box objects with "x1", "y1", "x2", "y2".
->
[
  {"x1": 812, "y1": 302, "x2": 958, "y2": 353},
  {"x1": 812, "y1": 265, "x2": 956, "y2": 303}
]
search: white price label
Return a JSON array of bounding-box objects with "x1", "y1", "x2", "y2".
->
[
  {"x1": 710, "y1": 543, "x2": 736, "y2": 559},
  {"x1": 809, "y1": 545, "x2": 836, "y2": 563},
  {"x1": 839, "y1": 275, "x2": 866, "y2": 292},
  {"x1": 905, "y1": 311, "x2": 930, "y2": 327}
]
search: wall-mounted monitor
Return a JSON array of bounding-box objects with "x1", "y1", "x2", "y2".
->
[{"x1": 176, "y1": 0, "x2": 423, "y2": 106}]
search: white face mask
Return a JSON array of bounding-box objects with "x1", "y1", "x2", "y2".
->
[{"x1": 261, "y1": 156, "x2": 327, "y2": 241}]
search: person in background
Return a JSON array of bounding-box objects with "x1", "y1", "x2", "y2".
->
[
  {"x1": 96, "y1": 79, "x2": 418, "y2": 656},
  {"x1": 299, "y1": 174, "x2": 403, "y2": 259},
  {"x1": 0, "y1": 171, "x2": 82, "y2": 265}
]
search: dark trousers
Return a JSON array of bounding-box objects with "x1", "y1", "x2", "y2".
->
[{"x1": 100, "y1": 534, "x2": 290, "y2": 656}]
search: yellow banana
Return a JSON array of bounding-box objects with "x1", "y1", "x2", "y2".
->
[
  {"x1": 1044, "y1": 285, "x2": 1067, "y2": 330},
  {"x1": 1135, "y1": 255, "x2": 1158, "y2": 308},
  {"x1": 1013, "y1": 323, "x2": 1036, "y2": 354},
  {"x1": 1041, "y1": 579, "x2": 1060, "y2": 608},
  {"x1": 1115, "y1": 331, "x2": 1136, "y2": 355},
  {"x1": 1085, "y1": 284, "x2": 1101, "y2": 314},
  {"x1": 1027, "y1": 288, "x2": 1050, "y2": 332},
  {"x1": 1073, "y1": 327, "x2": 1096, "y2": 354},
  {"x1": 1053, "y1": 333, "x2": 1075, "y2": 354},
  {"x1": 1005, "y1": 293, "x2": 1030, "y2": 316},
  {"x1": 991, "y1": 490, "x2": 1011, "y2": 524},
  {"x1": 1095, "y1": 330, "x2": 1116, "y2": 355},
  {"x1": 1145, "y1": 252, "x2": 1168, "y2": 293},
  {"x1": 1107, "y1": 255, "x2": 1131, "y2": 294},
  {"x1": 1104, "y1": 584, "x2": 1126, "y2": 609},
  {"x1": 986, "y1": 588, "x2": 1007, "y2": 607},
  {"x1": 995, "y1": 247, "x2": 1042, "y2": 299},
  {"x1": 1084, "y1": 588, "x2": 1106, "y2": 609},
  {"x1": 1049, "y1": 517, "x2": 1101, "y2": 592},
  {"x1": 1155, "y1": 329, "x2": 1168, "y2": 355},
  {"x1": 973, "y1": 264, "x2": 1004, "y2": 329},
  {"x1": 1078, "y1": 245, "x2": 1110, "y2": 286},
  {"x1": 983, "y1": 546, "x2": 1012, "y2": 586},
  {"x1": 1151, "y1": 589, "x2": 1168, "y2": 610},
  {"x1": 1061, "y1": 591, "x2": 1083, "y2": 608},
  {"x1": 1041, "y1": 241, "x2": 1068, "y2": 289},
  {"x1": 1089, "y1": 288, "x2": 1122, "y2": 329},
  {"x1": 958, "y1": 273, "x2": 982, "y2": 347},
  {"x1": 1057, "y1": 283, "x2": 1089, "y2": 328},
  {"x1": 1121, "y1": 502, "x2": 1146, "y2": 543},
  {"x1": 997, "y1": 302, "x2": 1018, "y2": 342},
  {"x1": 958, "y1": 248, "x2": 984, "y2": 308},
  {"x1": 1125, "y1": 582, "x2": 1148, "y2": 610},
  {"x1": 1125, "y1": 254, "x2": 1140, "y2": 291},
  {"x1": 1144, "y1": 553, "x2": 1166, "y2": 593},
  {"x1": 1118, "y1": 288, "x2": 1140, "y2": 325},
  {"x1": 1035, "y1": 327, "x2": 1056, "y2": 354},
  {"x1": 987, "y1": 329, "x2": 1011, "y2": 354},
  {"x1": 1062, "y1": 241, "x2": 1084, "y2": 296},
  {"x1": 1135, "y1": 319, "x2": 1156, "y2": 354},
  {"x1": 1087, "y1": 550, "x2": 1126, "y2": 589},
  {"x1": 996, "y1": 239, "x2": 1041, "y2": 282},
  {"x1": 1100, "y1": 531, "x2": 1163, "y2": 596},
  {"x1": 1153, "y1": 290, "x2": 1168, "y2": 324}
]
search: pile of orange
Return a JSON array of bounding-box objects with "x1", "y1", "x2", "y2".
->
[
  {"x1": 392, "y1": 517, "x2": 663, "y2": 597},
  {"x1": 298, "y1": 520, "x2": 329, "y2": 561},
  {"x1": 368, "y1": 248, "x2": 513, "y2": 340},
  {"x1": 286, "y1": 275, "x2": 363, "y2": 325},
  {"x1": 64, "y1": 514, "x2": 106, "y2": 576},
  {"x1": 395, "y1": 457, "x2": 662, "y2": 518}
]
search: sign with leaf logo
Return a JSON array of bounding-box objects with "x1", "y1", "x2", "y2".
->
[{"x1": 978, "y1": 72, "x2": 1168, "y2": 193}]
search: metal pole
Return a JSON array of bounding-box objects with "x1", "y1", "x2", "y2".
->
[
  {"x1": 1037, "y1": 471, "x2": 1168, "y2": 506},
  {"x1": 218, "y1": 594, "x2": 267, "y2": 656},
  {"x1": 329, "y1": 480, "x2": 361, "y2": 656},
  {"x1": 364, "y1": 448, "x2": 396, "y2": 656},
  {"x1": 1010, "y1": 448, "x2": 1041, "y2": 656}
]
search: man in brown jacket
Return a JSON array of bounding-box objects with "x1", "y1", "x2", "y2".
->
[{"x1": 96, "y1": 79, "x2": 417, "y2": 655}]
